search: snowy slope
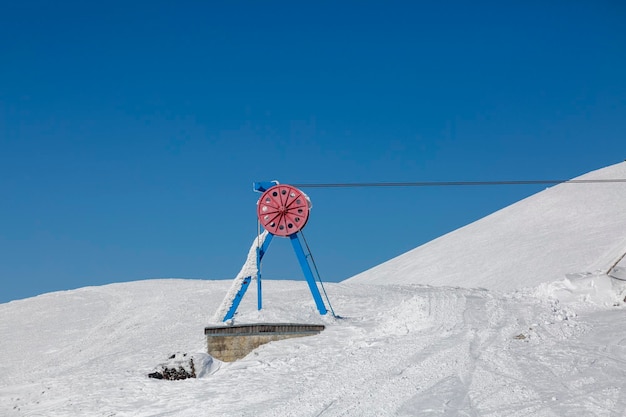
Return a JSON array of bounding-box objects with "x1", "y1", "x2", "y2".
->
[
  {"x1": 3, "y1": 162, "x2": 626, "y2": 416},
  {"x1": 1, "y1": 278, "x2": 626, "y2": 417},
  {"x1": 346, "y1": 161, "x2": 626, "y2": 291}
]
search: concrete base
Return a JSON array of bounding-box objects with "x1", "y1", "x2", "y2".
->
[{"x1": 205, "y1": 323, "x2": 325, "y2": 362}]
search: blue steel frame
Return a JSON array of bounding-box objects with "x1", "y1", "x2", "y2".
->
[{"x1": 221, "y1": 231, "x2": 327, "y2": 321}]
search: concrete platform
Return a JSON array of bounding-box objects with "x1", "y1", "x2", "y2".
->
[{"x1": 205, "y1": 323, "x2": 325, "y2": 362}]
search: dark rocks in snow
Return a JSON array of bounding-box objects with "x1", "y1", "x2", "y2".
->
[
  {"x1": 148, "y1": 352, "x2": 217, "y2": 380},
  {"x1": 148, "y1": 364, "x2": 195, "y2": 380},
  {"x1": 148, "y1": 352, "x2": 196, "y2": 380}
]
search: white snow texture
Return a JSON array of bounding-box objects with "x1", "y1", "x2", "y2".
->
[{"x1": 2, "y1": 161, "x2": 626, "y2": 416}]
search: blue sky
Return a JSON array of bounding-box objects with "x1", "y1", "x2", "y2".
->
[{"x1": 1, "y1": 1, "x2": 625, "y2": 303}]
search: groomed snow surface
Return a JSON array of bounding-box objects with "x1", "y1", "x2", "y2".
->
[{"x1": 2, "y1": 162, "x2": 626, "y2": 416}]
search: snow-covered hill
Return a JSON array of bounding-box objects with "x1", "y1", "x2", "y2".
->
[
  {"x1": 2, "y1": 277, "x2": 625, "y2": 416},
  {"x1": 347, "y1": 161, "x2": 626, "y2": 292},
  {"x1": 2, "y1": 162, "x2": 626, "y2": 416}
]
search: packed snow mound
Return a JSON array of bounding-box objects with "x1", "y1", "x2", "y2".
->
[
  {"x1": 532, "y1": 272, "x2": 626, "y2": 308},
  {"x1": 346, "y1": 161, "x2": 626, "y2": 292}
]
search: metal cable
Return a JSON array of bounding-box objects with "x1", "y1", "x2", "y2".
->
[{"x1": 291, "y1": 179, "x2": 626, "y2": 188}]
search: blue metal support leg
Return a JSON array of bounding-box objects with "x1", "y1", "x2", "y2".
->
[
  {"x1": 257, "y1": 245, "x2": 262, "y2": 311},
  {"x1": 256, "y1": 233, "x2": 273, "y2": 310},
  {"x1": 289, "y1": 233, "x2": 328, "y2": 315}
]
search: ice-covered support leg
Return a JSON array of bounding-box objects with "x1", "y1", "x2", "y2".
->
[
  {"x1": 212, "y1": 231, "x2": 273, "y2": 322},
  {"x1": 290, "y1": 233, "x2": 328, "y2": 315}
]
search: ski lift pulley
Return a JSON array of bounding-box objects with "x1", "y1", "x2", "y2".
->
[{"x1": 257, "y1": 184, "x2": 311, "y2": 237}]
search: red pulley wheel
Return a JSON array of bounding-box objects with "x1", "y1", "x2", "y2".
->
[{"x1": 257, "y1": 184, "x2": 310, "y2": 236}]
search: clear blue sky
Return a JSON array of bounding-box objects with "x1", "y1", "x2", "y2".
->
[{"x1": 1, "y1": 1, "x2": 625, "y2": 303}]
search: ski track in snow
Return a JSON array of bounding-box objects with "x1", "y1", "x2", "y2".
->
[{"x1": 2, "y1": 279, "x2": 626, "y2": 416}]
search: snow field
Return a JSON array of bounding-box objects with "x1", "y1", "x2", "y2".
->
[{"x1": 1, "y1": 277, "x2": 625, "y2": 416}]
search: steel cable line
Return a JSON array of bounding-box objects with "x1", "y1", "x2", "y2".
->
[{"x1": 291, "y1": 179, "x2": 626, "y2": 188}]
